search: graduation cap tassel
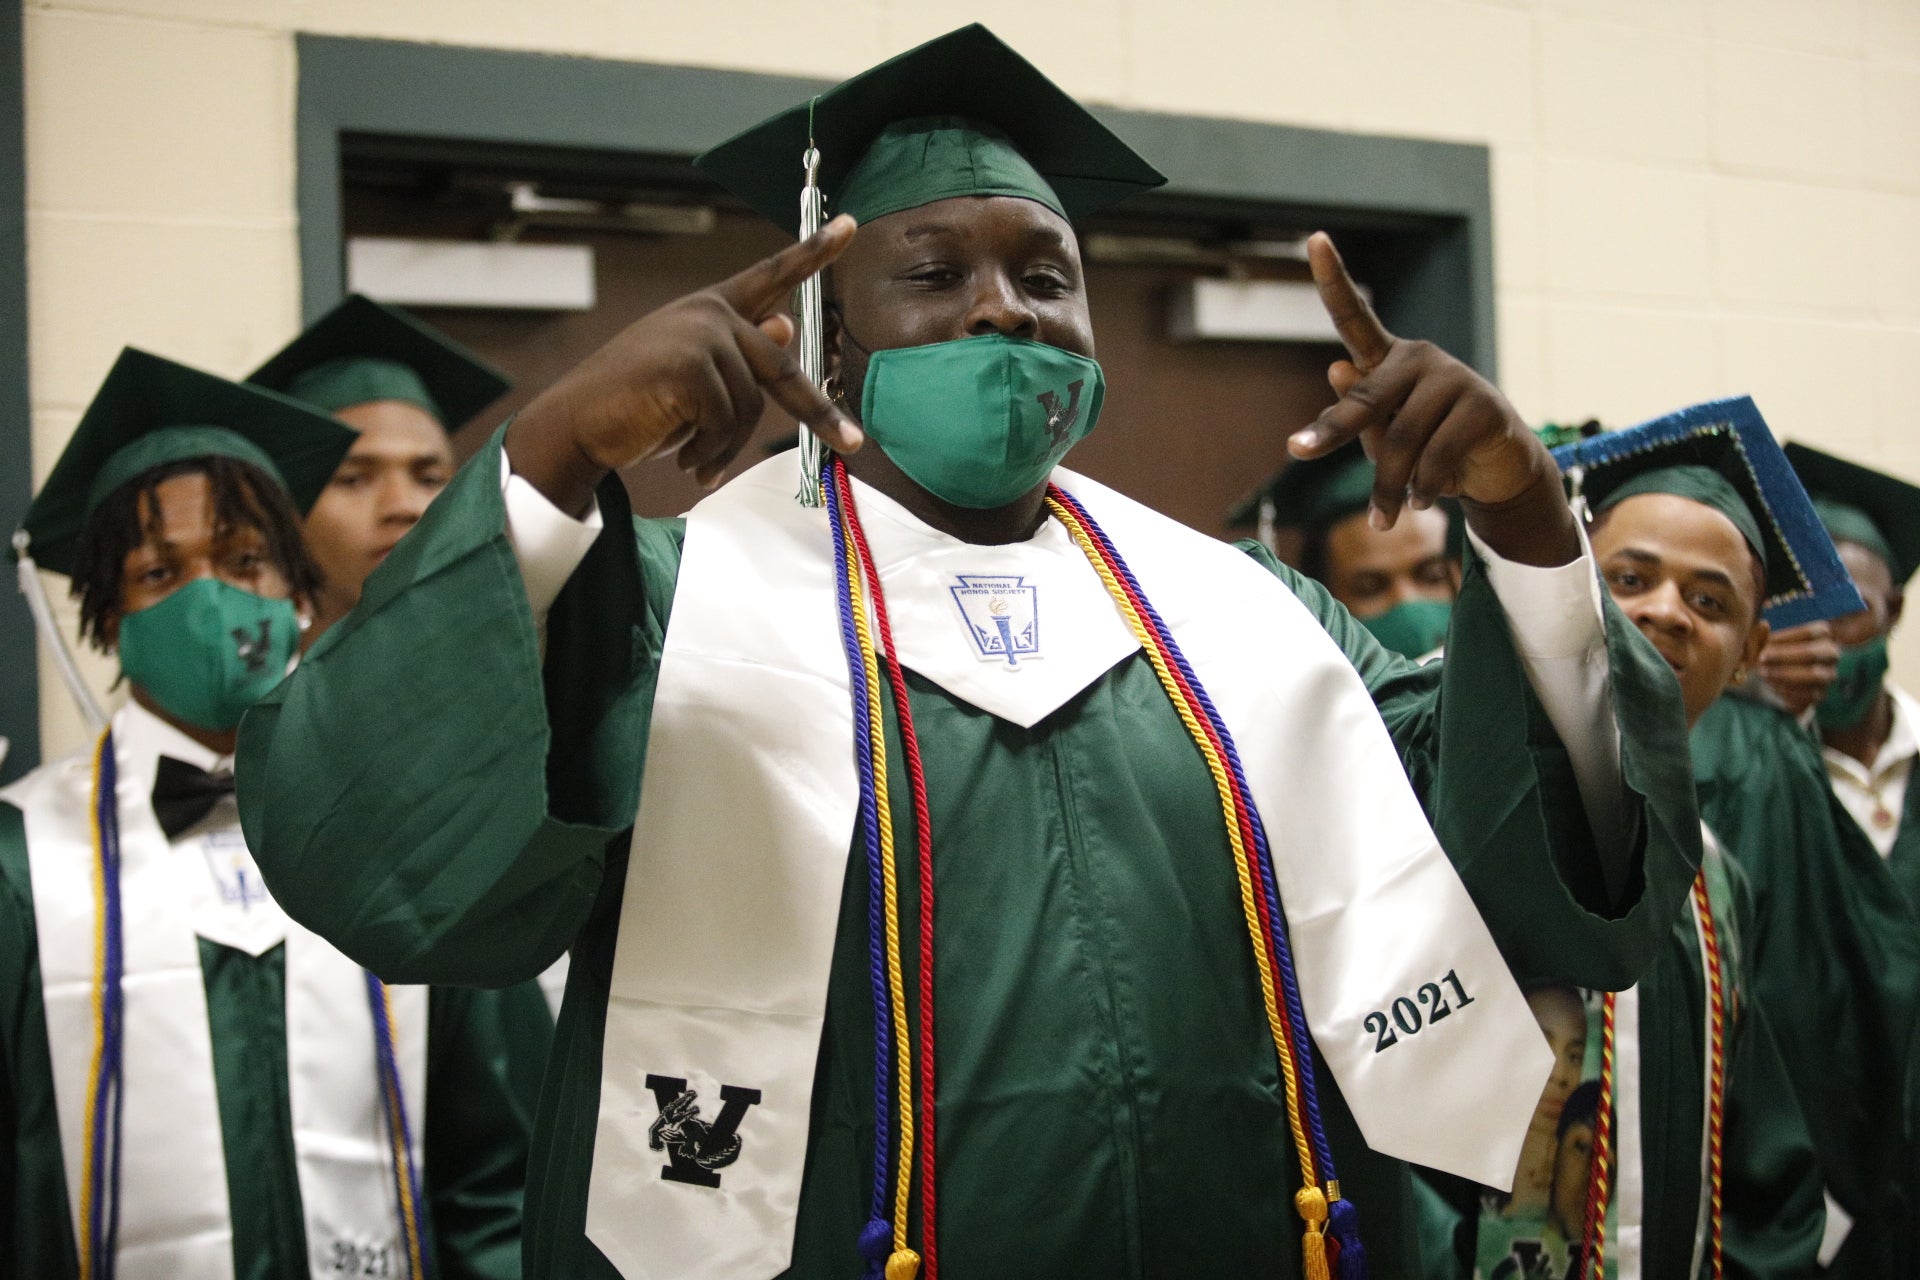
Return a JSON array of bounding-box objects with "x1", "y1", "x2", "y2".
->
[
  {"x1": 793, "y1": 131, "x2": 829, "y2": 509},
  {"x1": 13, "y1": 529, "x2": 107, "y2": 734}
]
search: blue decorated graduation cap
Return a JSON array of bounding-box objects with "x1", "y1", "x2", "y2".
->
[{"x1": 1551, "y1": 396, "x2": 1864, "y2": 628}]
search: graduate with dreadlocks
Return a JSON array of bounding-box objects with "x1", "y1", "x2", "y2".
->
[
  {"x1": 0, "y1": 350, "x2": 538, "y2": 1279},
  {"x1": 237, "y1": 26, "x2": 1700, "y2": 1280}
]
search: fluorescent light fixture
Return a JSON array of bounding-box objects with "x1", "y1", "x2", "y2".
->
[
  {"x1": 1168, "y1": 277, "x2": 1361, "y2": 344},
  {"x1": 347, "y1": 236, "x2": 596, "y2": 311}
]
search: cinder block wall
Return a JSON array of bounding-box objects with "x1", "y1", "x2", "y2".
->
[{"x1": 22, "y1": 0, "x2": 1920, "y2": 759}]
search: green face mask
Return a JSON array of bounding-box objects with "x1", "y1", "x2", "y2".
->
[
  {"x1": 1358, "y1": 598, "x2": 1453, "y2": 660},
  {"x1": 1817, "y1": 635, "x2": 1891, "y2": 731},
  {"x1": 858, "y1": 333, "x2": 1106, "y2": 510},
  {"x1": 117, "y1": 577, "x2": 299, "y2": 731}
]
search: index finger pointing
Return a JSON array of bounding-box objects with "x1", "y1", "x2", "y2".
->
[
  {"x1": 714, "y1": 214, "x2": 858, "y2": 320},
  {"x1": 1308, "y1": 231, "x2": 1394, "y2": 371}
]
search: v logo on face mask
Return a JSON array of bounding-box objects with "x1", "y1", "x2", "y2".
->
[
  {"x1": 1037, "y1": 378, "x2": 1086, "y2": 446},
  {"x1": 231, "y1": 619, "x2": 275, "y2": 675},
  {"x1": 858, "y1": 333, "x2": 1107, "y2": 510},
  {"x1": 117, "y1": 578, "x2": 299, "y2": 732}
]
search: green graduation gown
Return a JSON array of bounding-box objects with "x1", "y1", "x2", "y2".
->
[
  {"x1": 237, "y1": 434, "x2": 1700, "y2": 1280},
  {"x1": 1691, "y1": 693, "x2": 1920, "y2": 1278},
  {"x1": 1417, "y1": 834, "x2": 1824, "y2": 1280},
  {"x1": 0, "y1": 800, "x2": 549, "y2": 1280}
]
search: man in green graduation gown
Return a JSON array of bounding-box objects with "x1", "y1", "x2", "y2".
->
[
  {"x1": 1692, "y1": 448, "x2": 1920, "y2": 1278},
  {"x1": 1459, "y1": 406, "x2": 1831, "y2": 1279},
  {"x1": 0, "y1": 350, "x2": 535, "y2": 1279},
  {"x1": 246, "y1": 294, "x2": 512, "y2": 642},
  {"x1": 237, "y1": 26, "x2": 1700, "y2": 1280},
  {"x1": 1779, "y1": 445, "x2": 1920, "y2": 888},
  {"x1": 1230, "y1": 441, "x2": 1460, "y2": 660},
  {"x1": 246, "y1": 296, "x2": 566, "y2": 1044}
]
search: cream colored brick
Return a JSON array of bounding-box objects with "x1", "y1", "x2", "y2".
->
[
  {"x1": 29, "y1": 405, "x2": 79, "y2": 491},
  {"x1": 1343, "y1": 0, "x2": 1535, "y2": 146},
  {"x1": 26, "y1": 11, "x2": 293, "y2": 222},
  {"x1": 1869, "y1": 327, "x2": 1920, "y2": 458},
  {"x1": 1707, "y1": 0, "x2": 1865, "y2": 57},
  {"x1": 1863, "y1": 193, "x2": 1920, "y2": 319},
  {"x1": 28, "y1": 0, "x2": 295, "y2": 29},
  {"x1": 1127, "y1": 0, "x2": 1351, "y2": 130},
  {"x1": 1718, "y1": 314, "x2": 1878, "y2": 447},
  {"x1": 1867, "y1": 63, "x2": 1920, "y2": 195},
  {"x1": 552, "y1": 0, "x2": 886, "y2": 79},
  {"x1": 290, "y1": 0, "x2": 550, "y2": 50},
  {"x1": 30, "y1": 567, "x2": 125, "y2": 767},
  {"x1": 1541, "y1": 156, "x2": 1712, "y2": 299},
  {"x1": 1491, "y1": 146, "x2": 1543, "y2": 290},
  {"x1": 1894, "y1": 627, "x2": 1920, "y2": 689},
  {"x1": 1495, "y1": 293, "x2": 1549, "y2": 420},
  {"x1": 1545, "y1": 0, "x2": 1707, "y2": 36},
  {"x1": 1540, "y1": 14, "x2": 1709, "y2": 162},
  {"x1": 295, "y1": 0, "x2": 885, "y2": 74},
  {"x1": 1711, "y1": 43, "x2": 1865, "y2": 182},
  {"x1": 1865, "y1": 0, "x2": 1920, "y2": 62},
  {"x1": 1711, "y1": 177, "x2": 1874, "y2": 311},
  {"x1": 27, "y1": 214, "x2": 299, "y2": 410},
  {"x1": 1542, "y1": 302, "x2": 1721, "y2": 428}
]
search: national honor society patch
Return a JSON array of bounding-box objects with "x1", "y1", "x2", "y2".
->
[{"x1": 949, "y1": 573, "x2": 1041, "y2": 667}]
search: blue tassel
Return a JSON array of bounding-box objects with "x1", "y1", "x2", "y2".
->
[
  {"x1": 1329, "y1": 1196, "x2": 1369, "y2": 1280},
  {"x1": 858, "y1": 1217, "x2": 892, "y2": 1277}
]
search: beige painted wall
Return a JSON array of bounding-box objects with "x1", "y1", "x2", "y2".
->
[{"x1": 21, "y1": 0, "x2": 1920, "y2": 760}]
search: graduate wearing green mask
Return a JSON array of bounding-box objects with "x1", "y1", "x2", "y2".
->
[
  {"x1": 1683, "y1": 438, "x2": 1920, "y2": 1278},
  {"x1": 0, "y1": 350, "x2": 538, "y2": 1280},
  {"x1": 236, "y1": 25, "x2": 1704, "y2": 1280},
  {"x1": 1229, "y1": 441, "x2": 1461, "y2": 661},
  {"x1": 1780, "y1": 445, "x2": 1920, "y2": 877}
]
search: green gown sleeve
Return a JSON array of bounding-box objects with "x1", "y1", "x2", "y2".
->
[
  {"x1": 1239, "y1": 541, "x2": 1701, "y2": 991},
  {"x1": 423, "y1": 981, "x2": 549, "y2": 1280},
  {"x1": 238, "y1": 427, "x2": 682, "y2": 987},
  {"x1": 0, "y1": 802, "x2": 79, "y2": 1280},
  {"x1": 1691, "y1": 694, "x2": 1920, "y2": 1277}
]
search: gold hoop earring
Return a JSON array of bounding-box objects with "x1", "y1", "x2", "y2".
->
[{"x1": 823, "y1": 374, "x2": 843, "y2": 404}]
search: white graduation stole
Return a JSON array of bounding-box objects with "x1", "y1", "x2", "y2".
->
[
  {"x1": 585, "y1": 457, "x2": 1552, "y2": 1280},
  {"x1": 0, "y1": 704, "x2": 428, "y2": 1279}
]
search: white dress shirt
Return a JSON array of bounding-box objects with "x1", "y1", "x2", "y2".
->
[{"x1": 1823, "y1": 684, "x2": 1918, "y2": 857}]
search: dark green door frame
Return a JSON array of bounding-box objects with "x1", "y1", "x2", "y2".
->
[
  {"x1": 295, "y1": 34, "x2": 1494, "y2": 371},
  {"x1": 0, "y1": 34, "x2": 1496, "y2": 776},
  {"x1": 1, "y1": 2, "x2": 35, "y2": 782}
]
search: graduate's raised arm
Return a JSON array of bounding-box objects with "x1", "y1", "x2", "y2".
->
[
  {"x1": 504, "y1": 215, "x2": 862, "y2": 516},
  {"x1": 1291, "y1": 231, "x2": 1581, "y2": 569}
]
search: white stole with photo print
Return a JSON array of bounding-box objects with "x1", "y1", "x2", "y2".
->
[
  {"x1": 1, "y1": 703, "x2": 427, "y2": 1279},
  {"x1": 585, "y1": 455, "x2": 1554, "y2": 1280}
]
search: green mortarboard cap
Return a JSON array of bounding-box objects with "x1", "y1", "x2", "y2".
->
[
  {"x1": 17, "y1": 348, "x2": 356, "y2": 578},
  {"x1": 1227, "y1": 441, "x2": 1374, "y2": 535},
  {"x1": 1227, "y1": 439, "x2": 1465, "y2": 562},
  {"x1": 247, "y1": 294, "x2": 510, "y2": 427},
  {"x1": 693, "y1": 24, "x2": 1166, "y2": 235},
  {"x1": 1783, "y1": 442, "x2": 1920, "y2": 586},
  {"x1": 1552, "y1": 397, "x2": 1865, "y2": 627}
]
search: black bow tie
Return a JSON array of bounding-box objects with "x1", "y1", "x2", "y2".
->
[{"x1": 152, "y1": 756, "x2": 237, "y2": 840}]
